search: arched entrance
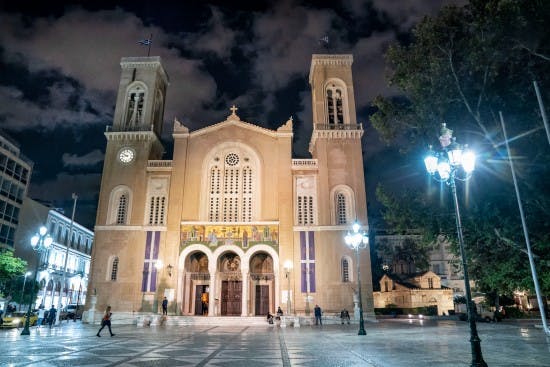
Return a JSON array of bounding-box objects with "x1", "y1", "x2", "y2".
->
[
  {"x1": 183, "y1": 251, "x2": 210, "y2": 315},
  {"x1": 218, "y1": 252, "x2": 242, "y2": 316},
  {"x1": 249, "y1": 253, "x2": 274, "y2": 316}
]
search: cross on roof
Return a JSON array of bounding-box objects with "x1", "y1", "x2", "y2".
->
[{"x1": 230, "y1": 105, "x2": 238, "y2": 115}]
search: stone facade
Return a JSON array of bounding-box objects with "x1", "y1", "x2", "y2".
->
[{"x1": 87, "y1": 54, "x2": 374, "y2": 321}]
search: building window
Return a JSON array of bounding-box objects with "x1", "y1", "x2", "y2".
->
[
  {"x1": 207, "y1": 153, "x2": 256, "y2": 222},
  {"x1": 111, "y1": 257, "x2": 119, "y2": 281},
  {"x1": 116, "y1": 194, "x2": 128, "y2": 224},
  {"x1": 109, "y1": 186, "x2": 132, "y2": 225},
  {"x1": 384, "y1": 281, "x2": 390, "y2": 292},
  {"x1": 336, "y1": 193, "x2": 347, "y2": 224},
  {"x1": 148, "y1": 196, "x2": 166, "y2": 225},
  {"x1": 331, "y1": 185, "x2": 355, "y2": 225},
  {"x1": 341, "y1": 258, "x2": 349, "y2": 282},
  {"x1": 326, "y1": 88, "x2": 344, "y2": 125},
  {"x1": 428, "y1": 277, "x2": 434, "y2": 289},
  {"x1": 125, "y1": 83, "x2": 146, "y2": 129},
  {"x1": 295, "y1": 176, "x2": 317, "y2": 226}
]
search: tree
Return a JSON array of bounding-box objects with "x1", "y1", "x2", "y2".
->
[
  {"x1": 0, "y1": 251, "x2": 28, "y2": 298},
  {"x1": 370, "y1": 0, "x2": 550, "y2": 300}
]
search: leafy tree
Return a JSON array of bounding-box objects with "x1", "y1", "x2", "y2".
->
[
  {"x1": 0, "y1": 251, "x2": 28, "y2": 298},
  {"x1": 370, "y1": 0, "x2": 550, "y2": 301}
]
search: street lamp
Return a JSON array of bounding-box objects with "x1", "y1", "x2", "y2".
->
[
  {"x1": 21, "y1": 226, "x2": 53, "y2": 335},
  {"x1": 344, "y1": 222, "x2": 368, "y2": 336},
  {"x1": 283, "y1": 260, "x2": 293, "y2": 315},
  {"x1": 18, "y1": 271, "x2": 32, "y2": 311},
  {"x1": 424, "y1": 123, "x2": 487, "y2": 367}
]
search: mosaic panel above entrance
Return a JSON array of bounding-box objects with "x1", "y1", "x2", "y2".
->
[{"x1": 180, "y1": 224, "x2": 279, "y2": 252}]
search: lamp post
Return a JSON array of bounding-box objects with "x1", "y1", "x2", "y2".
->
[
  {"x1": 18, "y1": 271, "x2": 32, "y2": 311},
  {"x1": 21, "y1": 226, "x2": 53, "y2": 335},
  {"x1": 424, "y1": 123, "x2": 486, "y2": 367},
  {"x1": 344, "y1": 222, "x2": 368, "y2": 336},
  {"x1": 283, "y1": 260, "x2": 293, "y2": 315}
]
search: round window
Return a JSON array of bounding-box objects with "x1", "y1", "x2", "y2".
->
[{"x1": 225, "y1": 153, "x2": 239, "y2": 166}]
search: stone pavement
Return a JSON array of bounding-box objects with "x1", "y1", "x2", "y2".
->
[{"x1": 0, "y1": 318, "x2": 548, "y2": 366}]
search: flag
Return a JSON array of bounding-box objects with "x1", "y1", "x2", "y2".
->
[
  {"x1": 138, "y1": 39, "x2": 152, "y2": 46},
  {"x1": 319, "y1": 35, "x2": 329, "y2": 45}
]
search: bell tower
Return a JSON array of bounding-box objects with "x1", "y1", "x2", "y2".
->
[
  {"x1": 112, "y1": 56, "x2": 169, "y2": 136},
  {"x1": 95, "y1": 56, "x2": 168, "y2": 227},
  {"x1": 308, "y1": 54, "x2": 367, "y2": 226}
]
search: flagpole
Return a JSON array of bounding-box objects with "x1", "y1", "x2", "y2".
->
[{"x1": 148, "y1": 33, "x2": 153, "y2": 57}]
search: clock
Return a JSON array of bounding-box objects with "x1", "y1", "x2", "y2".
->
[{"x1": 118, "y1": 148, "x2": 135, "y2": 163}]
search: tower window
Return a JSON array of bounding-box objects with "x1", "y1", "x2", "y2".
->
[
  {"x1": 336, "y1": 193, "x2": 347, "y2": 224},
  {"x1": 325, "y1": 84, "x2": 345, "y2": 125},
  {"x1": 111, "y1": 257, "x2": 119, "y2": 281},
  {"x1": 341, "y1": 258, "x2": 350, "y2": 282},
  {"x1": 116, "y1": 194, "x2": 128, "y2": 225}
]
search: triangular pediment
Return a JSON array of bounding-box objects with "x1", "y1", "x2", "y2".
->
[{"x1": 188, "y1": 107, "x2": 293, "y2": 139}]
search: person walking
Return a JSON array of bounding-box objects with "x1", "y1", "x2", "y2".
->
[
  {"x1": 162, "y1": 297, "x2": 168, "y2": 316},
  {"x1": 47, "y1": 305, "x2": 56, "y2": 328},
  {"x1": 97, "y1": 306, "x2": 115, "y2": 337},
  {"x1": 314, "y1": 304, "x2": 322, "y2": 325},
  {"x1": 340, "y1": 308, "x2": 350, "y2": 324},
  {"x1": 36, "y1": 305, "x2": 46, "y2": 328}
]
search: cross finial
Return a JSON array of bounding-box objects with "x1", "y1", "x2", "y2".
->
[{"x1": 230, "y1": 105, "x2": 238, "y2": 115}]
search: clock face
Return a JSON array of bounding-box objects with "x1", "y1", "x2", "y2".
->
[{"x1": 118, "y1": 148, "x2": 135, "y2": 163}]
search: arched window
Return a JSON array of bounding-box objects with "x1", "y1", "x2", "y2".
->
[
  {"x1": 325, "y1": 80, "x2": 348, "y2": 126},
  {"x1": 108, "y1": 186, "x2": 132, "y2": 225},
  {"x1": 124, "y1": 83, "x2": 147, "y2": 129},
  {"x1": 110, "y1": 257, "x2": 119, "y2": 281},
  {"x1": 330, "y1": 185, "x2": 355, "y2": 225},
  {"x1": 205, "y1": 149, "x2": 258, "y2": 222},
  {"x1": 341, "y1": 257, "x2": 350, "y2": 282}
]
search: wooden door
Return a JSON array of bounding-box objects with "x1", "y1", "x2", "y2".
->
[
  {"x1": 221, "y1": 281, "x2": 242, "y2": 316},
  {"x1": 194, "y1": 285, "x2": 203, "y2": 315},
  {"x1": 255, "y1": 285, "x2": 269, "y2": 316}
]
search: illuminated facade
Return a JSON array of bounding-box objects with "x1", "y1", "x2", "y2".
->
[{"x1": 88, "y1": 54, "x2": 374, "y2": 319}]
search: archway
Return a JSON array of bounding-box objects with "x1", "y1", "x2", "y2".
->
[
  {"x1": 183, "y1": 251, "x2": 210, "y2": 315},
  {"x1": 218, "y1": 252, "x2": 242, "y2": 316},
  {"x1": 249, "y1": 252, "x2": 274, "y2": 316}
]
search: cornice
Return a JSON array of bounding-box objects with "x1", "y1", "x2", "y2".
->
[
  {"x1": 309, "y1": 54, "x2": 353, "y2": 84},
  {"x1": 308, "y1": 129, "x2": 364, "y2": 154},
  {"x1": 104, "y1": 131, "x2": 159, "y2": 142}
]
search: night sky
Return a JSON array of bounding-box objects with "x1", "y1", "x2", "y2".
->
[{"x1": 0, "y1": 0, "x2": 465, "y2": 229}]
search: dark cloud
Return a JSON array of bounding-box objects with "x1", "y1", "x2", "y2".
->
[{"x1": 0, "y1": 1, "x2": 464, "y2": 228}]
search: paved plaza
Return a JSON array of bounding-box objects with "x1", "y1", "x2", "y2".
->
[{"x1": 0, "y1": 319, "x2": 548, "y2": 366}]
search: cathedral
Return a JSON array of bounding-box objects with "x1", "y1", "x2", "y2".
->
[{"x1": 87, "y1": 53, "x2": 374, "y2": 320}]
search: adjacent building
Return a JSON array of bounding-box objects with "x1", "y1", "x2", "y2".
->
[
  {"x1": 0, "y1": 132, "x2": 33, "y2": 251},
  {"x1": 87, "y1": 54, "x2": 374, "y2": 320},
  {"x1": 14, "y1": 197, "x2": 93, "y2": 309},
  {"x1": 373, "y1": 271, "x2": 454, "y2": 316}
]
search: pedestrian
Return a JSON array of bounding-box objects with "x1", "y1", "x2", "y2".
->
[
  {"x1": 276, "y1": 306, "x2": 283, "y2": 316},
  {"x1": 314, "y1": 304, "x2": 322, "y2": 325},
  {"x1": 162, "y1": 297, "x2": 168, "y2": 315},
  {"x1": 340, "y1": 308, "x2": 350, "y2": 324},
  {"x1": 97, "y1": 306, "x2": 115, "y2": 337},
  {"x1": 37, "y1": 305, "x2": 46, "y2": 328},
  {"x1": 267, "y1": 312, "x2": 274, "y2": 324},
  {"x1": 48, "y1": 305, "x2": 56, "y2": 328}
]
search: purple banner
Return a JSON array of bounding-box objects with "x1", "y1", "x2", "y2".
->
[
  {"x1": 141, "y1": 231, "x2": 160, "y2": 292},
  {"x1": 300, "y1": 231, "x2": 316, "y2": 293}
]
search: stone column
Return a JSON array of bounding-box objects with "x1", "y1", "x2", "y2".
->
[
  {"x1": 208, "y1": 267, "x2": 216, "y2": 316},
  {"x1": 241, "y1": 267, "x2": 249, "y2": 316}
]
